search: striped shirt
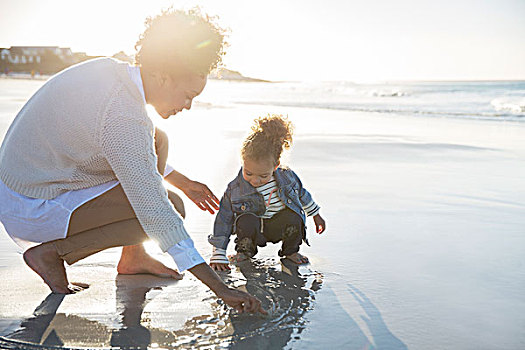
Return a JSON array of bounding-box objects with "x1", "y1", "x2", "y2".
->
[{"x1": 256, "y1": 176, "x2": 320, "y2": 219}]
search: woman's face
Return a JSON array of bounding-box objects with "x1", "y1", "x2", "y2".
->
[{"x1": 145, "y1": 72, "x2": 207, "y2": 119}]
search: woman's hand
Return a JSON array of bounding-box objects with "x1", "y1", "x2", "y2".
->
[
  {"x1": 216, "y1": 287, "x2": 267, "y2": 314},
  {"x1": 164, "y1": 171, "x2": 220, "y2": 214},
  {"x1": 188, "y1": 263, "x2": 266, "y2": 315},
  {"x1": 313, "y1": 214, "x2": 326, "y2": 234},
  {"x1": 182, "y1": 180, "x2": 220, "y2": 214}
]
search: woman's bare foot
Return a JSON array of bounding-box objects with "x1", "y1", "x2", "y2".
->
[
  {"x1": 285, "y1": 252, "x2": 309, "y2": 264},
  {"x1": 228, "y1": 252, "x2": 250, "y2": 263},
  {"x1": 23, "y1": 243, "x2": 85, "y2": 294},
  {"x1": 117, "y1": 244, "x2": 183, "y2": 280}
]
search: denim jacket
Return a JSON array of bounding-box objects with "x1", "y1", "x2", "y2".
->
[{"x1": 208, "y1": 167, "x2": 317, "y2": 250}]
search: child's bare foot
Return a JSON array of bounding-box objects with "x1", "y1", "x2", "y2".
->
[
  {"x1": 23, "y1": 243, "x2": 85, "y2": 294},
  {"x1": 117, "y1": 244, "x2": 183, "y2": 280},
  {"x1": 210, "y1": 262, "x2": 231, "y2": 271},
  {"x1": 228, "y1": 252, "x2": 250, "y2": 263},
  {"x1": 285, "y1": 252, "x2": 309, "y2": 264}
]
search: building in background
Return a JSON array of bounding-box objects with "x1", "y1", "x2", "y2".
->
[
  {"x1": 0, "y1": 46, "x2": 261, "y2": 81},
  {"x1": 0, "y1": 46, "x2": 93, "y2": 75}
]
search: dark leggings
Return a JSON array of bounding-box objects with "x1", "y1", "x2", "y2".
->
[{"x1": 234, "y1": 208, "x2": 304, "y2": 258}]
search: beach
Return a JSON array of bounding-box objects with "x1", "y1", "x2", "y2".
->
[{"x1": 0, "y1": 77, "x2": 524, "y2": 349}]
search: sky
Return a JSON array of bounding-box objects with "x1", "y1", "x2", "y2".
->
[{"x1": 0, "y1": 0, "x2": 524, "y2": 82}]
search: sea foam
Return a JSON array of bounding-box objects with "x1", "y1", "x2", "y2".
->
[{"x1": 491, "y1": 97, "x2": 525, "y2": 114}]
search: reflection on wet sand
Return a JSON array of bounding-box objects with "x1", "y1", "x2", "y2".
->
[
  {"x1": 4, "y1": 292, "x2": 112, "y2": 348},
  {"x1": 0, "y1": 259, "x2": 323, "y2": 349},
  {"x1": 8, "y1": 293, "x2": 67, "y2": 346},
  {"x1": 170, "y1": 258, "x2": 323, "y2": 348},
  {"x1": 2, "y1": 275, "x2": 176, "y2": 349}
]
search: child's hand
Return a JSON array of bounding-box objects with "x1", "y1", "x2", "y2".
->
[
  {"x1": 313, "y1": 214, "x2": 326, "y2": 234},
  {"x1": 210, "y1": 262, "x2": 231, "y2": 271}
]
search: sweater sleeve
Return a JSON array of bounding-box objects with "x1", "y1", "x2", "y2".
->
[{"x1": 100, "y1": 92, "x2": 190, "y2": 251}]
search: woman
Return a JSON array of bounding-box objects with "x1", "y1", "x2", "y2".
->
[{"x1": 0, "y1": 8, "x2": 265, "y2": 314}]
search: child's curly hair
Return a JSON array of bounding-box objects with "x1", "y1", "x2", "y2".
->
[
  {"x1": 135, "y1": 7, "x2": 227, "y2": 75},
  {"x1": 242, "y1": 114, "x2": 294, "y2": 165}
]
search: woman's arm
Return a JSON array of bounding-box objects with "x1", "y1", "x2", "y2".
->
[{"x1": 101, "y1": 99, "x2": 189, "y2": 251}]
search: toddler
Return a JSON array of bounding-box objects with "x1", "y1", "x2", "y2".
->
[{"x1": 208, "y1": 115, "x2": 326, "y2": 271}]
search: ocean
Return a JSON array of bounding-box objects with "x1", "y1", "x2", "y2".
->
[
  {"x1": 199, "y1": 79, "x2": 525, "y2": 122},
  {"x1": 0, "y1": 77, "x2": 524, "y2": 349}
]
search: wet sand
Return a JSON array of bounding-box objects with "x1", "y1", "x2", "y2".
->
[{"x1": 1, "y1": 78, "x2": 525, "y2": 349}]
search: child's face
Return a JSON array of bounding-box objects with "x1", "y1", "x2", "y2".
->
[{"x1": 242, "y1": 157, "x2": 276, "y2": 187}]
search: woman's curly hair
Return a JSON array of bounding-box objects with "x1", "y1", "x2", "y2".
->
[
  {"x1": 242, "y1": 114, "x2": 294, "y2": 165},
  {"x1": 135, "y1": 7, "x2": 227, "y2": 75}
]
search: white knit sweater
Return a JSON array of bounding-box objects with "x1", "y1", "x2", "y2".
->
[{"x1": 0, "y1": 58, "x2": 189, "y2": 251}]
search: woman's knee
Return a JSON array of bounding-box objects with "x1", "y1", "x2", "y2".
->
[
  {"x1": 154, "y1": 128, "x2": 169, "y2": 152},
  {"x1": 167, "y1": 190, "x2": 185, "y2": 219},
  {"x1": 154, "y1": 128, "x2": 169, "y2": 174}
]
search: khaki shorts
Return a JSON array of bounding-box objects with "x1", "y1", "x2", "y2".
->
[{"x1": 53, "y1": 128, "x2": 185, "y2": 264}]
